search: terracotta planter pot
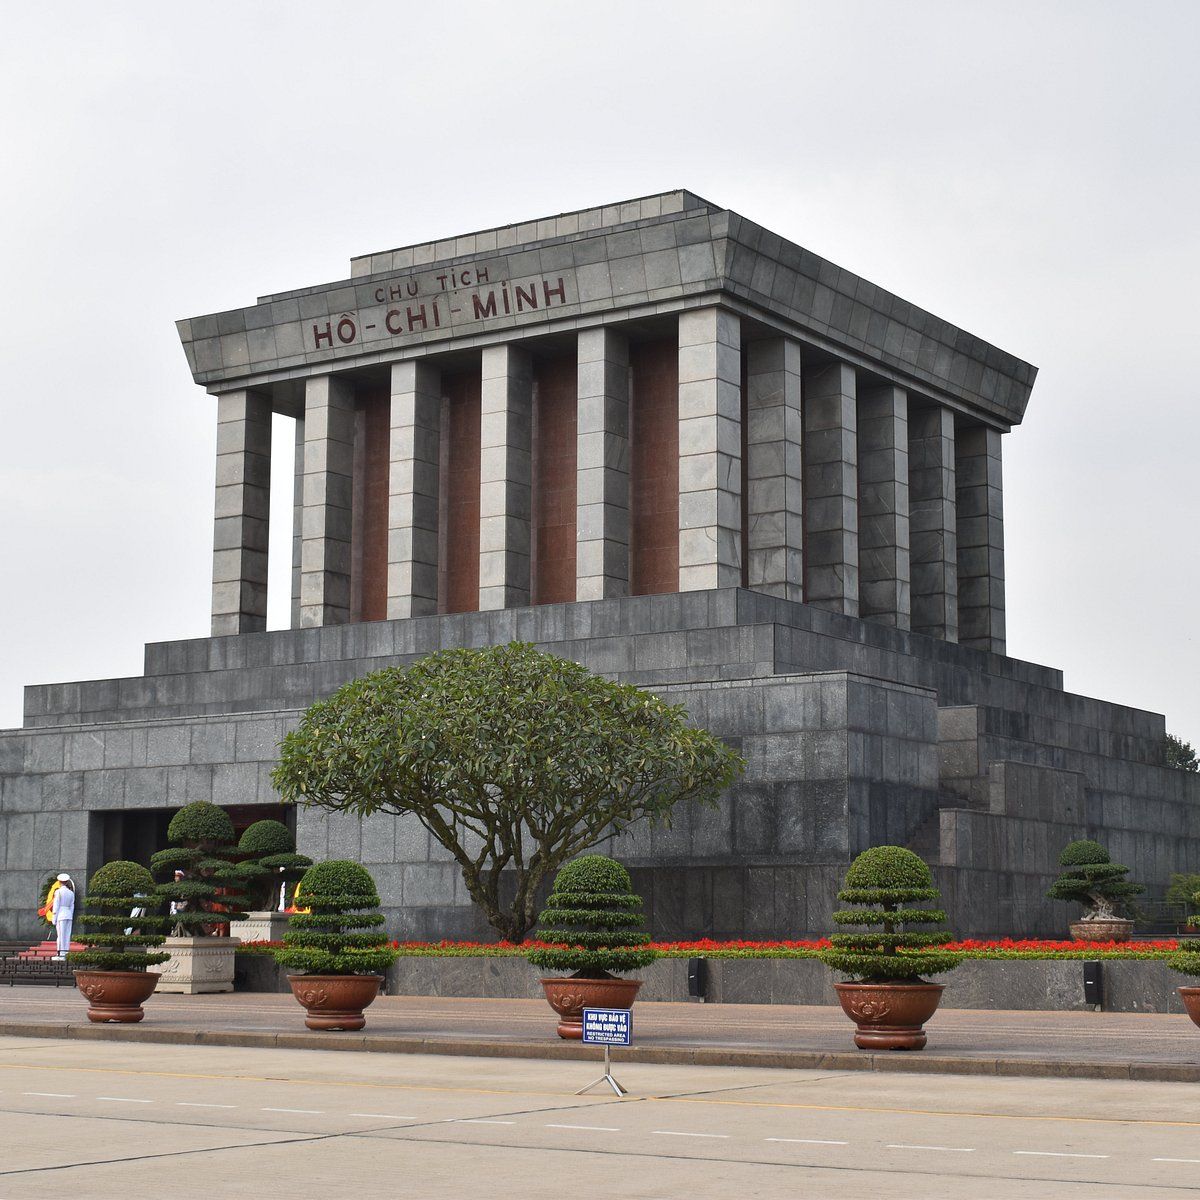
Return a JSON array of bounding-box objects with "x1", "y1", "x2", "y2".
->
[
  {"x1": 287, "y1": 973, "x2": 383, "y2": 1030},
  {"x1": 1180, "y1": 986, "x2": 1200, "y2": 1029},
  {"x1": 540, "y1": 975, "x2": 642, "y2": 1039},
  {"x1": 833, "y1": 980, "x2": 945, "y2": 1050},
  {"x1": 1069, "y1": 919, "x2": 1134, "y2": 943},
  {"x1": 74, "y1": 969, "x2": 160, "y2": 1023}
]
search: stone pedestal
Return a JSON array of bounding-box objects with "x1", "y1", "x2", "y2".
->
[
  {"x1": 149, "y1": 936, "x2": 238, "y2": 994},
  {"x1": 235, "y1": 911, "x2": 291, "y2": 944}
]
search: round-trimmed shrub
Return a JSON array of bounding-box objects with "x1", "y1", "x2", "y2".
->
[
  {"x1": 526, "y1": 855, "x2": 656, "y2": 978},
  {"x1": 68, "y1": 861, "x2": 169, "y2": 972},
  {"x1": 1167, "y1": 884, "x2": 1200, "y2": 979},
  {"x1": 168, "y1": 801, "x2": 235, "y2": 847},
  {"x1": 1047, "y1": 839, "x2": 1142, "y2": 921},
  {"x1": 818, "y1": 846, "x2": 961, "y2": 981},
  {"x1": 272, "y1": 861, "x2": 398, "y2": 976},
  {"x1": 152, "y1": 802, "x2": 248, "y2": 936},
  {"x1": 237, "y1": 819, "x2": 312, "y2": 911}
]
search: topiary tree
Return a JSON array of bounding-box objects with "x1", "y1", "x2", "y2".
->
[
  {"x1": 68, "y1": 861, "x2": 169, "y2": 972},
  {"x1": 272, "y1": 643, "x2": 744, "y2": 942},
  {"x1": 151, "y1": 801, "x2": 248, "y2": 936},
  {"x1": 1047, "y1": 839, "x2": 1143, "y2": 921},
  {"x1": 272, "y1": 860, "x2": 399, "y2": 976},
  {"x1": 527, "y1": 855, "x2": 656, "y2": 978},
  {"x1": 237, "y1": 819, "x2": 312, "y2": 911},
  {"x1": 818, "y1": 846, "x2": 962, "y2": 981}
]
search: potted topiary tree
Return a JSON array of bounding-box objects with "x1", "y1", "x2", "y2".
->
[
  {"x1": 527, "y1": 855, "x2": 656, "y2": 1039},
  {"x1": 272, "y1": 860, "x2": 399, "y2": 1030},
  {"x1": 69, "y1": 861, "x2": 169, "y2": 1022},
  {"x1": 1048, "y1": 839, "x2": 1143, "y2": 942},
  {"x1": 818, "y1": 846, "x2": 962, "y2": 1050},
  {"x1": 150, "y1": 801, "x2": 248, "y2": 993},
  {"x1": 235, "y1": 819, "x2": 312, "y2": 944},
  {"x1": 1166, "y1": 884, "x2": 1200, "y2": 1029}
]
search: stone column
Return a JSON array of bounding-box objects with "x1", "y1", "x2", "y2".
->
[
  {"x1": 576, "y1": 328, "x2": 630, "y2": 600},
  {"x1": 387, "y1": 360, "x2": 441, "y2": 619},
  {"x1": 299, "y1": 375, "x2": 355, "y2": 626},
  {"x1": 677, "y1": 307, "x2": 742, "y2": 591},
  {"x1": 956, "y1": 424, "x2": 1006, "y2": 654},
  {"x1": 802, "y1": 361, "x2": 858, "y2": 614},
  {"x1": 289, "y1": 416, "x2": 304, "y2": 629},
  {"x1": 856, "y1": 383, "x2": 910, "y2": 627},
  {"x1": 744, "y1": 337, "x2": 803, "y2": 601},
  {"x1": 211, "y1": 390, "x2": 272, "y2": 637},
  {"x1": 479, "y1": 344, "x2": 533, "y2": 610},
  {"x1": 908, "y1": 405, "x2": 958, "y2": 640}
]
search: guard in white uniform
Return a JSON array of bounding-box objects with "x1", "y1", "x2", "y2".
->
[{"x1": 51, "y1": 873, "x2": 75, "y2": 959}]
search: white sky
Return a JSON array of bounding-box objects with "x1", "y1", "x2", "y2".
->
[{"x1": 1, "y1": 1, "x2": 1197, "y2": 739}]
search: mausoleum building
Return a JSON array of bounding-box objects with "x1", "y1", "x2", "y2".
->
[{"x1": 2, "y1": 191, "x2": 1196, "y2": 941}]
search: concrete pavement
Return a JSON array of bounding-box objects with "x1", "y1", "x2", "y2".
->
[
  {"x1": 2, "y1": 986, "x2": 1199, "y2": 1082},
  {"x1": 2, "y1": 1036, "x2": 1200, "y2": 1198}
]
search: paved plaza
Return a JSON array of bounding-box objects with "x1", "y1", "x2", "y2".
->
[
  {"x1": 2, "y1": 1035, "x2": 1198, "y2": 1199},
  {"x1": 2, "y1": 990, "x2": 1197, "y2": 1083}
]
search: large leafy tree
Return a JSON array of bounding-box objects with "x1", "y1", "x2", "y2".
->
[{"x1": 272, "y1": 643, "x2": 744, "y2": 942}]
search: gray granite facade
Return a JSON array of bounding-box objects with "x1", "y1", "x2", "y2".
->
[{"x1": 3, "y1": 193, "x2": 1195, "y2": 946}]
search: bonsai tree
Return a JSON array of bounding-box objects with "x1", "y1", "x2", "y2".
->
[
  {"x1": 272, "y1": 860, "x2": 399, "y2": 976},
  {"x1": 273, "y1": 643, "x2": 744, "y2": 942},
  {"x1": 527, "y1": 855, "x2": 656, "y2": 978},
  {"x1": 1047, "y1": 839, "x2": 1143, "y2": 922},
  {"x1": 818, "y1": 846, "x2": 962, "y2": 981},
  {"x1": 151, "y1": 801, "x2": 248, "y2": 936},
  {"x1": 68, "y1": 861, "x2": 169, "y2": 972},
  {"x1": 1166, "y1": 883, "x2": 1200, "y2": 981},
  {"x1": 237, "y1": 819, "x2": 312, "y2": 911}
]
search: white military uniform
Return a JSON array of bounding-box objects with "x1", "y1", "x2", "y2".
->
[{"x1": 51, "y1": 883, "x2": 75, "y2": 957}]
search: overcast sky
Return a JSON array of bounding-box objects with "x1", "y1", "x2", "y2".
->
[{"x1": 1, "y1": 1, "x2": 1197, "y2": 741}]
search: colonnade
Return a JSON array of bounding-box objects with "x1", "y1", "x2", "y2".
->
[{"x1": 212, "y1": 306, "x2": 1006, "y2": 653}]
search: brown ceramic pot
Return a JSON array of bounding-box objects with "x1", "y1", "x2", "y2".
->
[
  {"x1": 287, "y1": 974, "x2": 383, "y2": 1030},
  {"x1": 74, "y1": 969, "x2": 160, "y2": 1023},
  {"x1": 540, "y1": 975, "x2": 642, "y2": 1039},
  {"x1": 1069, "y1": 919, "x2": 1134, "y2": 943},
  {"x1": 833, "y1": 980, "x2": 945, "y2": 1050},
  {"x1": 1180, "y1": 986, "x2": 1200, "y2": 1029}
]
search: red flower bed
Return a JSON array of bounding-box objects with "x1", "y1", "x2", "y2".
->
[{"x1": 236, "y1": 936, "x2": 1186, "y2": 961}]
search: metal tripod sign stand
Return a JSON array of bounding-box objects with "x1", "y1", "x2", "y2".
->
[{"x1": 576, "y1": 1007, "x2": 631, "y2": 1097}]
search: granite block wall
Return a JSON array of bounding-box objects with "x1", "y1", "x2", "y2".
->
[{"x1": 3, "y1": 588, "x2": 1198, "y2": 942}]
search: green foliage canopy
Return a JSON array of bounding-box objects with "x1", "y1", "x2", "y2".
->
[
  {"x1": 527, "y1": 855, "x2": 656, "y2": 977},
  {"x1": 272, "y1": 860, "x2": 399, "y2": 976},
  {"x1": 1047, "y1": 839, "x2": 1142, "y2": 921},
  {"x1": 272, "y1": 644, "x2": 744, "y2": 942},
  {"x1": 237, "y1": 819, "x2": 312, "y2": 910},
  {"x1": 1164, "y1": 733, "x2": 1199, "y2": 773},
  {"x1": 68, "y1": 860, "x2": 169, "y2": 972},
  {"x1": 151, "y1": 801, "x2": 248, "y2": 935},
  {"x1": 818, "y1": 846, "x2": 961, "y2": 982}
]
